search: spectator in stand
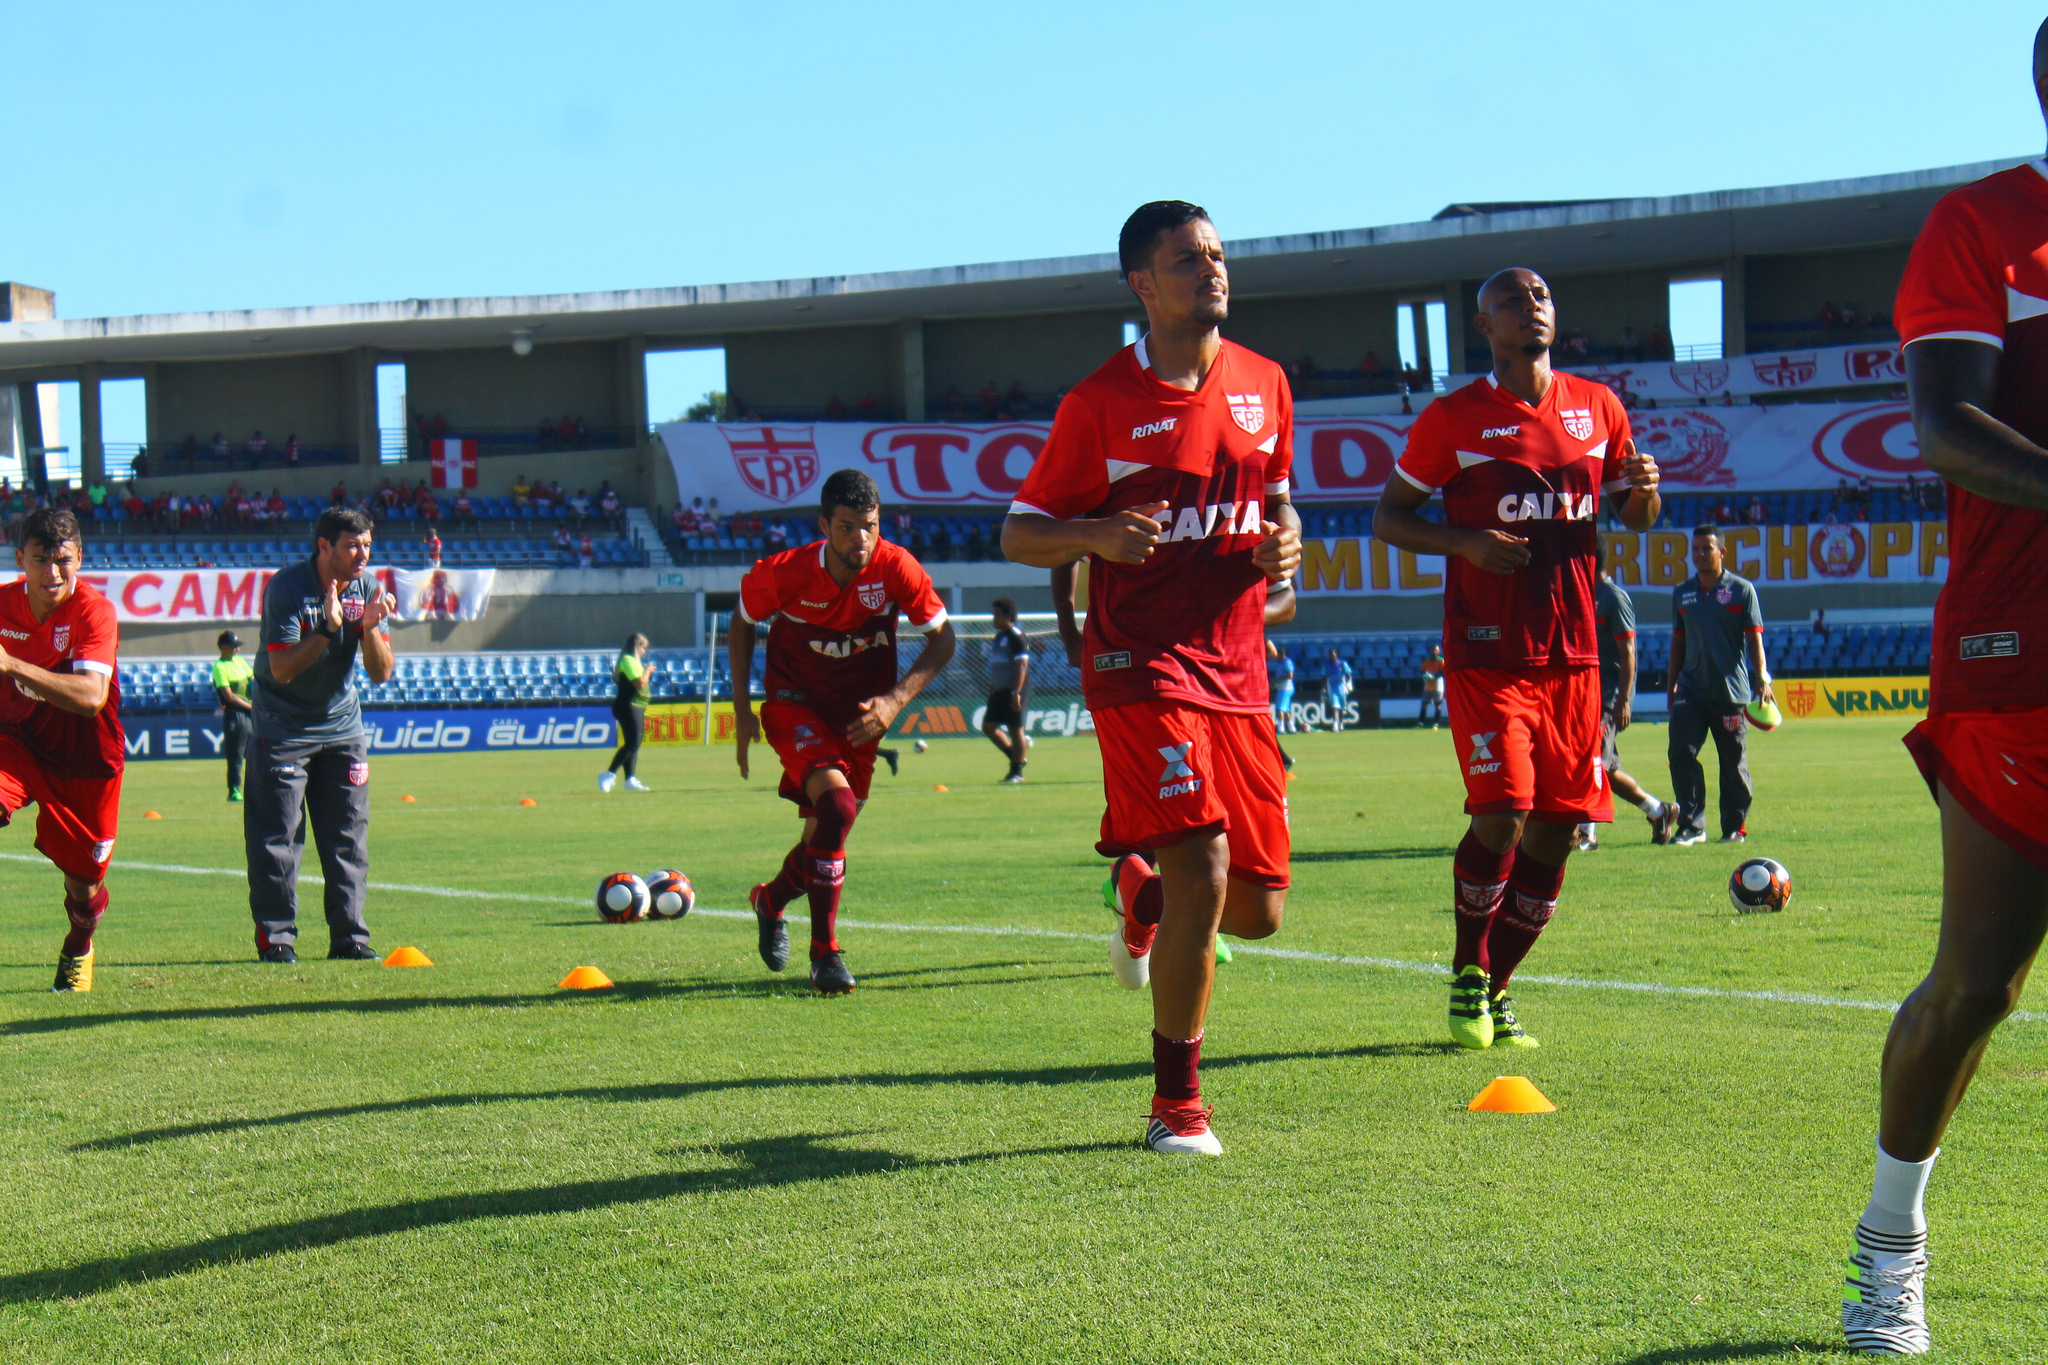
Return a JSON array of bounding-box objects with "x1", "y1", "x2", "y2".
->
[
  {"x1": 980, "y1": 381, "x2": 1000, "y2": 418},
  {"x1": 1620, "y1": 325, "x2": 1642, "y2": 360},
  {"x1": 415, "y1": 487, "x2": 438, "y2": 520},
  {"x1": 894, "y1": 508, "x2": 913, "y2": 541},
  {"x1": 599, "y1": 486, "x2": 621, "y2": 520},
  {"x1": 533, "y1": 484, "x2": 553, "y2": 515},
  {"x1": 1820, "y1": 301, "x2": 1842, "y2": 328},
  {"x1": 1568, "y1": 327, "x2": 1591, "y2": 358},
  {"x1": 766, "y1": 519, "x2": 788, "y2": 551},
  {"x1": 555, "y1": 417, "x2": 576, "y2": 446},
  {"x1": 234, "y1": 490, "x2": 256, "y2": 523},
  {"x1": 427, "y1": 413, "x2": 448, "y2": 440},
  {"x1": 247, "y1": 430, "x2": 267, "y2": 461},
  {"x1": 572, "y1": 418, "x2": 588, "y2": 449},
  {"x1": 578, "y1": 534, "x2": 595, "y2": 568},
  {"x1": 1650, "y1": 325, "x2": 1672, "y2": 360},
  {"x1": 966, "y1": 521, "x2": 987, "y2": 558},
  {"x1": 1005, "y1": 380, "x2": 1029, "y2": 412},
  {"x1": 123, "y1": 490, "x2": 146, "y2": 520},
  {"x1": 554, "y1": 526, "x2": 574, "y2": 555},
  {"x1": 452, "y1": 491, "x2": 474, "y2": 524},
  {"x1": 285, "y1": 433, "x2": 300, "y2": 466},
  {"x1": 212, "y1": 432, "x2": 229, "y2": 461},
  {"x1": 1746, "y1": 494, "x2": 1767, "y2": 525},
  {"x1": 1813, "y1": 609, "x2": 1831, "y2": 643},
  {"x1": 940, "y1": 385, "x2": 964, "y2": 419},
  {"x1": 376, "y1": 480, "x2": 397, "y2": 517},
  {"x1": 511, "y1": 475, "x2": 533, "y2": 510},
  {"x1": 86, "y1": 478, "x2": 108, "y2": 512},
  {"x1": 548, "y1": 480, "x2": 566, "y2": 506},
  {"x1": 1715, "y1": 499, "x2": 1736, "y2": 526},
  {"x1": 424, "y1": 526, "x2": 442, "y2": 565},
  {"x1": 1361, "y1": 350, "x2": 1383, "y2": 380},
  {"x1": 570, "y1": 488, "x2": 592, "y2": 524},
  {"x1": 1840, "y1": 302, "x2": 1860, "y2": 328},
  {"x1": 330, "y1": 480, "x2": 348, "y2": 507},
  {"x1": 269, "y1": 490, "x2": 288, "y2": 520},
  {"x1": 536, "y1": 417, "x2": 555, "y2": 449}
]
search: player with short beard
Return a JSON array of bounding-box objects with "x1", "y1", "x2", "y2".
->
[
  {"x1": 1374, "y1": 268, "x2": 1662, "y2": 1050},
  {"x1": 732, "y1": 469, "x2": 956, "y2": 995},
  {"x1": 1004, "y1": 200, "x2": 1302, "y2": 1155},
  {"x1": 0, "y1": 508, "x2": 126, "y2": 992}
]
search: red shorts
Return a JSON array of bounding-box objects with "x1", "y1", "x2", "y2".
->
[
  {"x1": 761, "y1": 701, "x2": 875, "y2": 816},
  {"x1": 0, "y1": 734, "x2": 122, "y2": 882},
  {"x1": 1905, "y1": 707, "x2": 2048, "y2": 869},
  {"x1": 1092, "y1": 700, "x2": 1290, "y2": 889},
  {"x1": 1445, "y1": 665, "x2": 1612, "y2": 824}
]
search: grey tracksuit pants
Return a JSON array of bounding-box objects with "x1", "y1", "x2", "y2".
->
[{"x1": 245, "y1": 733, "x2": 372, "y2": 951}]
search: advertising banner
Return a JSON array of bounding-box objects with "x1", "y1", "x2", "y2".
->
[
  {"x1": 117, "y1": 705, "x2": 617, "y2": 761},
  {"x1": 662, "y1": 400, "x2": 1930, "y2": 508},
  {"x1": 1429, "y1": 340, "x2": 1908, "y2": 407},
  {"x1": 1291, "y1": 520, "x2": 1946, "y2": 597},
  {"x1": 1777, "y1": 675, "x2": 1931, "y2": 721},
  {"x1": 641, "y1": 703, "x2": 742, "y2": 745},
  {"x1": 0, "y1": 566, "x2": 496, "y2": 624}
]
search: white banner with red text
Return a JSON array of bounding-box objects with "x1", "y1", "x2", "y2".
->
[
  {"x1": 660, "y1": 400, "x2": 1928, "y2": 508},
  {"x1": 1292, "y1": 521, "x2": 1949, "y2": 597},
  {"x1": 1414, "y1": 340, "x2": 1910, "y2": 407},
  {"x1": 0, "y1": 567, "x2": 496, "y2": 623}
]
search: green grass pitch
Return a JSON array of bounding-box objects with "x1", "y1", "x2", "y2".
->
[{"x1": 2, "y1": 719, "x2": 2043, "y2": 1363}]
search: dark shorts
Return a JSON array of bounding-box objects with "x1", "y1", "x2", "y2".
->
[
  {"x1": 1600, "y1": 712, "x2": 1620, "y2": 774},
  {"x1": 984, "y1": 688, "x2": 1023, "y2": 728}
]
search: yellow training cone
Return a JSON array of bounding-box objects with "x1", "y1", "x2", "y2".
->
[
  {"x1": 1468, "y1": 1076, "x2": 1556, "y2": 1114},
  {"x1": 383, "y1": 946, "x2": 433, "y2": 967},
  {"x1": 559, "y1": 965, "x2": 614, "y2": 990}
]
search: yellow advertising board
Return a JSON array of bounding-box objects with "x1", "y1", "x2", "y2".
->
[
  {"x1": 642, "y1": 703, "x2": 743, "y2": 745},
  {"x1": 1777, "y1": 676, "x2": 1930, "y2": 721}
]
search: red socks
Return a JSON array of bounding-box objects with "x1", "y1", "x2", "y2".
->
[
  {"x1": 1152, "y1": 1030, "x2": 1202, "y2": 1103},
  {"x1": 1128, "y1": 866, "x2": 1164, "y2": 927},
  {"x1": 62, "y1": 886, "x2": 108, "y2": 958},
  {"x1": 805, "y1": 788, "x2": 860, "y2": 959},
  {"x1": 764, "y1": 847, "x2": 807, "y2": 912},
  {"x1": 1451, "y1": 830, "x2": 1514, "y2": 975},
  {"x1": 1489, "y1": 853, "x2": 1566, "y2": 988}
]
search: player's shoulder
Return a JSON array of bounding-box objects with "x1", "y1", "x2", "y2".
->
[
  {"x1": 875, "y1": 538, "x2": 930, "y2": 580},
  {"x1": 1218, "y1": 338, "x2": 1289, "y2": 388},
  {"x1": 68, "y1": 578, "x2": 114, "y2": 615},
  {"x1": 1066, "y1": 347, "x2": 1144, "y2": 411},
  {"x1": 749, "y1": 541, "x2": 815, "y2": 578},
  {"x1": 1415, "y1": 376, "x2": 1496, "y2": 428},
  {"x1": 1554, "y1": 370, "x2": 1624, "y2": 411},
  {"x1": 1935, "y1": 161, "x2": 2046, "y2": 221}
]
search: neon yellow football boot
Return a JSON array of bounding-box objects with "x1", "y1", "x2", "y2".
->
[
  {"x1": 1449, "y1": 964, "x2": 1493, "y2": 1049},
  {"x1": 1490, "y1": 987, "x2": 1538, "y2": 1048},
  {"x1": 53, "y1": 948, "x2": 93, "y2": 993}
]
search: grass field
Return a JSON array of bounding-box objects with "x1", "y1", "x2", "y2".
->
[{"x1": 3, "y1": 718, "x2": 2043, "y2": 1363}]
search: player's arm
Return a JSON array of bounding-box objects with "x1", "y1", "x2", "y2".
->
[
  {"x1": 1373, "y1": 477, "x2": 1530, "y2": 574},
  {"x1": 1051, "y1": 563, "x2": 1082, "y2": 667},
  {"x1": 1905, "y1": 339, "x2": 2048, "y2": 509},
  {"x1": 1666, "y1": 621, "x2": 1686, "y2": 702},
  {"x1": 0, "y1": 648, "x2": 109, "y2": 716},
  {"x1": 1265, "y1": 581, "x2": 1297, "y2": 626},
  {"x1": 1614, "y1": 634, "x2": 1637, "y2": 730},
  {"x1": 216, "y1": 681, "x2": 252, "y2": 713},
  {"x1": 1001, "y1": 503, "x2": 1170, "y2": 569},
  {"x1": 359, "y1": 587, "x2": 398, "y2": 685},
  {"x1": 1011, "y1": 645, "x2": 1029, "y2": 709},
  {"x1": 847, "y1": 620, "x2": 957, "y2": 746},
  {"x1": 1609, "y1": 437, "x2": 1662, "y2": 532},
  {"x1": 267, "y1": 580, "x2": 344, "y2": 685},
  {"x1": 728, "y1": 614, "x2": 760, "y2": 778}
]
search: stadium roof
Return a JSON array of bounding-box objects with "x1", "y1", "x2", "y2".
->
[{"x1": 0, "y1": 156, "x2": 2020, "y2": 376}]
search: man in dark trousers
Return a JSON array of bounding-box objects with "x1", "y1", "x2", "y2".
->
[
  {"x1": 246, "y1": 507, "x2": 398, "y2": 963},
  {"x1": 1666, "y1": 525, "x2": 1774, "y2": 846},
  {"x1": 212, "y1": 629, "x2": 253, "y2": 802},
  {"x1": 981, "y1": 597, "x2": 1031, "y2": 783}
]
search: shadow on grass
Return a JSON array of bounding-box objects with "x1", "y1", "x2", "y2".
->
[
  {"x1": 3, "y1": 1131, "x2": 1131, "y2": 1303},
  {"x1": 1292, "y1": 846, "x2": 1457, "y2": 864},
  {"x1": 77, "y1": 1042, "x2": 1406, "y2": 1152},
  {"x1": 1609, "y1": 1342, "x2": 1849, "y2": 1363}
]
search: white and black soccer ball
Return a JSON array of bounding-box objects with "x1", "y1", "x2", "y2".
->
[
  {"x1": 1728, "y1": 857, "x2": 1792, "y2": 913},
  {"x1": 646, "y1": 869, "x2": 694, "y2": 920},
  {"x1": 913, "y1": 739, "x2": 929, "y2": 753},
  {"x1": 596, "y1": 872, "x2": 650, "y2": 923}
]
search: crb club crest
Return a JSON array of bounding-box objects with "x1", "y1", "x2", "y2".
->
[
  {"x1": 1560, "y1": 408, "x2": 1595, "y2": 440},
  {"x1": 1226, "y1": 393, "x2": 1266, "y2": 435},
  {"x1": 1752, "y1": 353, "x2": 1817, "y2": 389},
  {"x1": 723, "y1": 426, "x2": 821, "y2": 505},
  {"x1": 341, "y1": 595, "x2": 366, "y2": 623},
  {"x1": 1810, "y1": 524, "x2": 1866, "y2": 579},
  {"x1": 347, "y1": 760, "x2": 370, "y2": 786},
  {"x1": 1632, "y1": 410, "x2": 1735, "y2": 488},
  {"x1": 1667, "y1": 359, "x2": 1730, "y2": 396},
  {"x1": 857, "y1": 582, "x2": 888, "y2": 612},
  {"x1": 51, "y1": 625, "x2": 70, "y2": 652}
]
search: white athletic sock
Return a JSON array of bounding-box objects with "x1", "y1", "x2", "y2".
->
[
  {"x1": 1859, "y1": 1143, "x2": 1937, "y2": 1261},
  {"x1": 1634, "y1": 795, "x2": 1666, "y2": 819}
]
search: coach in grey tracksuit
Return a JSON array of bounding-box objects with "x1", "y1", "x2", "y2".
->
[
  {"x1": 246, "y1": 507, "x2": 398, "y2": 962},
  {"x1": 1666, "y1": 526, "x2": 1775, "y2": 844}
]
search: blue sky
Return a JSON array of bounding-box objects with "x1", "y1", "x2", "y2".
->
[{"x1": 9, "y1": 0, "x2": 2048, "y2": 430}]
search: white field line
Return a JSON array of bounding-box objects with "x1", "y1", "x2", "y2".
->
[{"x1": 6, "y1": 852, "x2": 2038, "y2": 1024}]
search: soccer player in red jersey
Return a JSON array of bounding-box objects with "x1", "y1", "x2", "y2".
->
[
  {"x1": 1374, "y1": 268, "x2": 1662, "y2": 1051},
  {"x1": 0, "y1": 508, "x2": 126, "y2": 992},
  {"x1": 1837, "y1": 32, "x2": 2048, "y2": 1354},
  {"x1": 1003, "y1": 201, "x2": 1302, "y2": 1155},
  {"x1": 730, "y1": 469, "x2": 955, "y2": 995}
]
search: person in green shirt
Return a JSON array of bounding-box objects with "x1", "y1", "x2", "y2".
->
[
  {"x1": 600, "y1": 633, "x2": 656, "y2": 792},
  {"x1": 87, "y1": 481, "x2": 108, "y2": 509},
  {"x1": 212, "y1": 630, "x2": 255, "y2": 801}
]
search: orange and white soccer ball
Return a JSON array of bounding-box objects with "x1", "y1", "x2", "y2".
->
[
  {"x1": 646, "y1": 870, "x2": 694, "y2": 920},
  {"x1": 1728, "y1": 857, "x2": 1791, "y2": 913},
  {"x1": 596, "y1": 872, "x2": 650, "y2": 922}
]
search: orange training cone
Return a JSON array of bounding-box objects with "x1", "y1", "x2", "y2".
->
[
  {"x1": 401, "y1": 794, "x2": 417, "y2": 803},
  {"x1": 143, "y1": 810, "x2": 162, "y2": 820},
  {"x1": 383, "y1": 946, "x2": 433, "y2": 967},
  {"x1": 933, "y1": 784, "x2": 949, "y2": 792},
  {"x1": 1468, "y1": 1076, "x2": 1556, "y2": 1114},
  {"x1": 559, "y1": 965, "x2": 614, "y2": 990},
  {"x1": 519, "y1": 797, "x2": 538, "y2": 807}
]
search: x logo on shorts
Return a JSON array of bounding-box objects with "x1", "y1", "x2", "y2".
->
[{"x1": 1156, "y1": 743, "x2": 1195, "y2": 782}]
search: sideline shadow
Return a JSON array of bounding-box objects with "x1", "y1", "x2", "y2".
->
[
  {"x1": 1292, "y1": 846, "x2": 1457, "y2": 864},
  {"x1": 78, "y1": 1043, "x2": 1399, "y2": 1152},
  {"x1": 2, "y1": 1132, "x2": 1130, "y2": 1304},
  {"x1": 1609, "y1": 1342, "x2": 1849, "y2": 1364}
]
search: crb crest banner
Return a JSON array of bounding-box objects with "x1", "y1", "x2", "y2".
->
[{"x1": 387, "y1": 567, "x2": 495, "y2": 622}]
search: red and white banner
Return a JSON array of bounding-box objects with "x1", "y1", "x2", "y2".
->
[
  {"x1": 0, "y1": 567, "x2": 496, "y2": 624},
  {"x1": 430, "y1": 438, "x2": 478, "y2": 489},
  {"x1": 662, "y1": 399, "x2": 1930, "y2": 507},
  {"x1": 1293, "y1": 521, "x2": 1949, "y2": 597}
]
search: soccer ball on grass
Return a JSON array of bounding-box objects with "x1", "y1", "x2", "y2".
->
[
  {"x1": 1728, "y1": 857, "x2": 1792, "y2": 913},
  {"x1": 913, "y1": 739, "x2": 929, "y2": 753},
  {"x1": 596, "y1": 872, "x2": 651, "y2": 923},
  {"x1": 646, "y1": 870, "x2": 695, "y2": 920}
]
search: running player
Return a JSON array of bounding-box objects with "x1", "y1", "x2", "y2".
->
[
  {"x1": 1418, "y1": 644, "x2": 1446, "y2": 728},
  {"x1": 732, "y1": 469, "x2": 955, "y2": 995},
  {"x1": 1003, "y1": 200, "x2": 1300, "y2": 1155},
  {"x1": 1838, "y1": 36, "x2": 2048, "y2": 1351},
  {"x1": 1576, "y1": 552, "x2": 1675, "y2": 850},
  {"x1": 1373, "y1": 267, "x2": 1661, "y2": 1050},
  {"x1": 1323, "y1": 648, "x2": 1354, "y2": 732},
  {"x1": 981, "y1": 597, "x2": 1031, "y2": 783},
  {"x1": 1266, "y1": 641, "x2": 1296, "y2": 736},
  {"x1": 0, "y1": 507, "x2": 125, "y2": 992}
]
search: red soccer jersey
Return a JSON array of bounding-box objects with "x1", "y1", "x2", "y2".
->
[
  {"x1": 1894, "y1": 160, "x2": 2048, "y2": 713},
  {"x1": 0, "y1": 579, "x2": 125, "y2": 781},
  {"x1": 738, "y1": 539, "x2": 948, "y2": 730},
  {"x1": 1395, "y1": 371, "x2": 1631, "y2": 672},
  {"x1": 1011, "y1": 337, "x2": 1293, "y2": 715}
]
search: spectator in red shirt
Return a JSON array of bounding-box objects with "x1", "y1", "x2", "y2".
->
[
  {"x1": 424, "y1": 526, "x2": 443, "y2": 565},
  {"x1": 452, "y1": 492, "x2": 474, "y2": 523},
  {"x1": 268, "y1": 490, "x2": 288, "y2": 519},
  {"x1": 331, "y1": 480, "x2": 348, "y2": 507},
  {"x1": 578, "y1": 535, "x2": 595, "y2": 568}
]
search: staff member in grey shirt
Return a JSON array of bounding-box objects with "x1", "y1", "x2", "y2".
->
[
  {"x1": 1666, "y1": 525, "x2": 1774, "y2": 847},
  {"x1": 247, "y1": 507, "x2": 397, "y2": 963}
]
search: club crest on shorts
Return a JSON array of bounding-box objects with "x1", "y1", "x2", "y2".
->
[
  {"x1": 90, "y1": 839, "x2": 114, "y2": 863},
  {"x1": 348, "y1": 760, "x2": 370, "y2": 786},
  {"x1": 857, "y1": 582, "x2": 888, "y2": 612},
  {"x1": 1561, "y1": 408, "x2": 1595, "y2": 440},
  {"x1": 1226, "y1": 392, "x2": 1266, "y2": 434},
  {"x1": 342, "y1": 595, "x2": 365, "y2": 623},
  {"x1": 51, "y1": 625, "x2": 70, "y2": 653}
]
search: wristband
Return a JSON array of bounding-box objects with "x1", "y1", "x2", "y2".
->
[{"x1": 315, "y1": 620, "x2": 338, "y2": 639}]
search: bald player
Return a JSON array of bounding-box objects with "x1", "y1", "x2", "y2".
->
[
  {"x1": 1837, "y1": 26, "x2": 2048, "y2": 1355},
  {"x1": 1374, "y1": 267, "x2": 1661, "y2": 1050}
]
